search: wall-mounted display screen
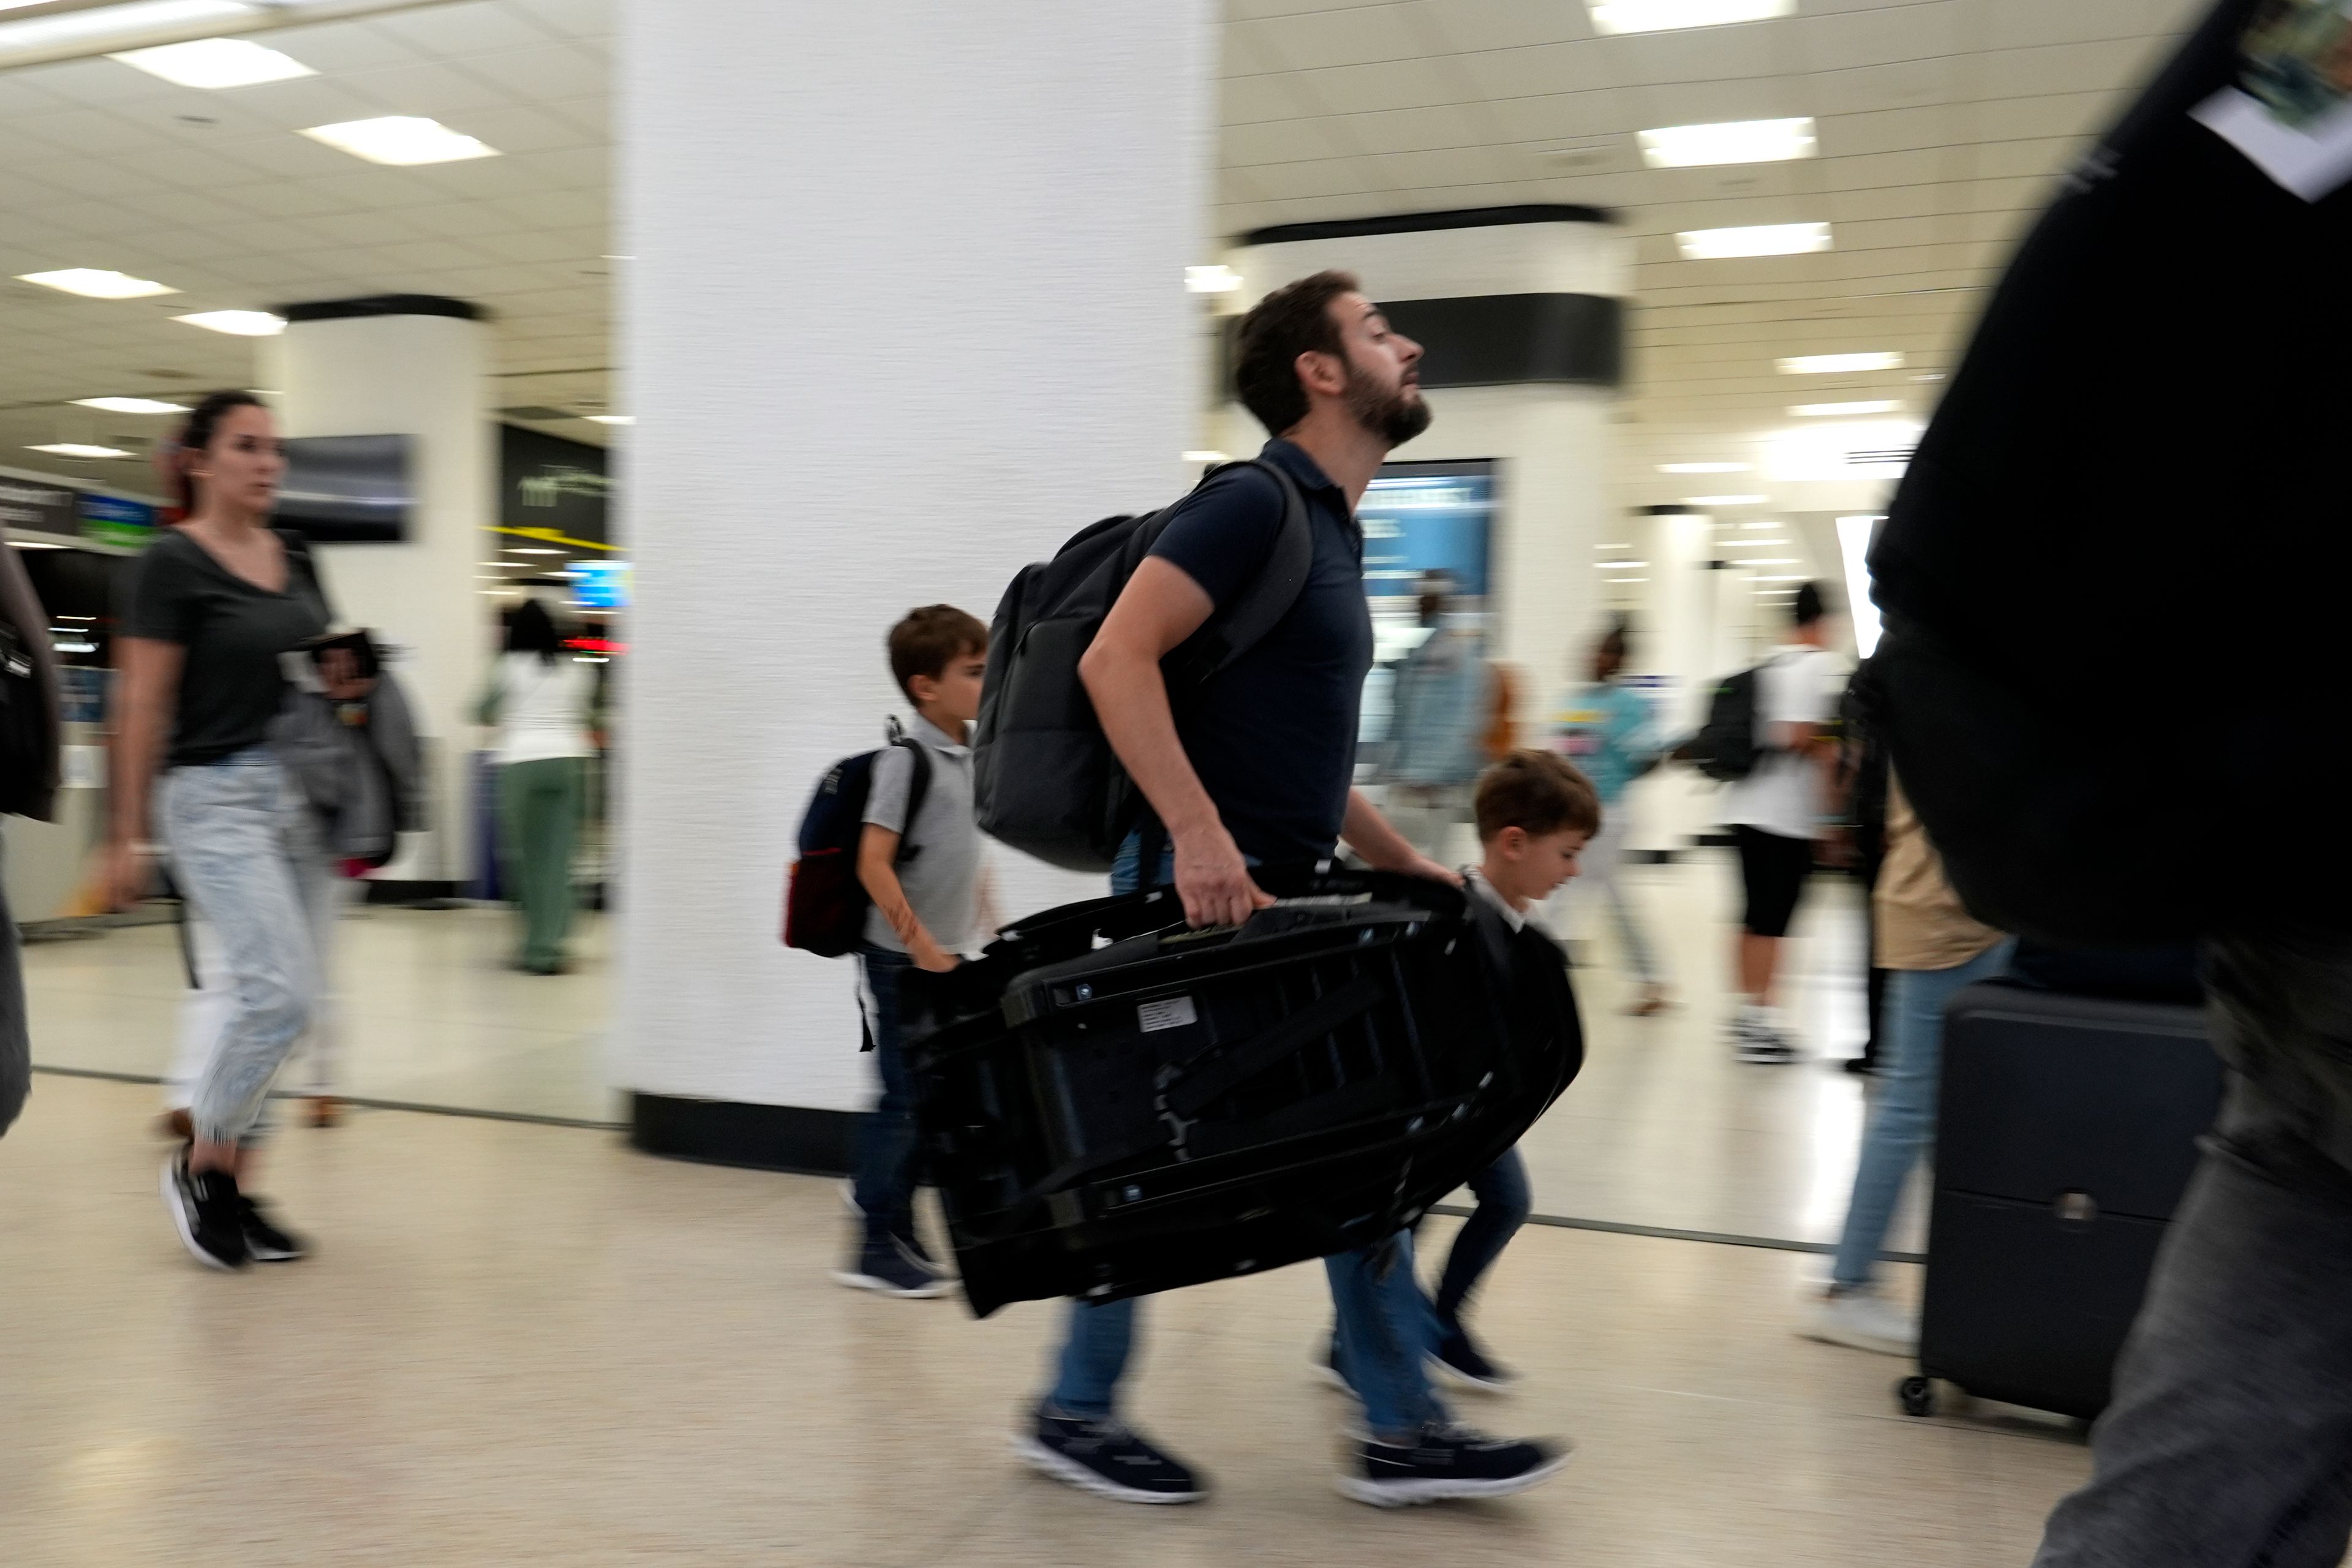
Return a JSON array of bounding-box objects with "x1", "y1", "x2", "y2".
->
[
  {"x1": 570, "y1": 559, "x2": 631, "y2": 610},
  {"x1": 1356, "y1": 458, "x2": 1498, "y2": 755},
  {"x1": 277, "y1": 434, "x2": 414, "y2": 543}
]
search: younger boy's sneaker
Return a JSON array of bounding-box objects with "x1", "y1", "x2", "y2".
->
[
  {"x1": 1431, "y1": 1324, "x2": 1519, "y2": 1392},
  {"x1": 831, "y1": 1232, "x2": 953, "y2": 1298},
  {"x1": 840, "y1": 1182, "x2": 952, "y2": 1280},
  {"x1": 161, "y1": 1149, "x2": 248, "y2": 1270},
  {"x1": 1801, "y1": 1284, "x2": 1918, "y2": 1358},
  {"x1": 1339, "y1": 1422, "x2": 1572, "y2": 1507},
  {"x1": 1014, "y1": 1404, "x2": 1206, "y2": 1504},
  {"x1": 239, "y1": 1193, "x2": 309, "y2": 1262}
]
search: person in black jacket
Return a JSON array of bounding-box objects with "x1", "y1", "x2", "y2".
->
[{"x1": 0, "y1": 520, "x2": 61, "y2": 1139}]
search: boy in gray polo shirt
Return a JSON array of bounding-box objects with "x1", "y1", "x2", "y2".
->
[{"x1": 833, "y1": 605, "x2": 989, "y2": 1298}]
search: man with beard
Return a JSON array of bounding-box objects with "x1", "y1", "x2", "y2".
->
[{"x1": 1011, "y1": 270, "x2": 1572, "y2": 1508}]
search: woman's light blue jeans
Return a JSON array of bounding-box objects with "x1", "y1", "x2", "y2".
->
[{"x1": 1830, "y1": 938, "x2": 2015, "y2": 1290}]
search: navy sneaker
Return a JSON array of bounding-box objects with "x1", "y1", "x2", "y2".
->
[
  {"x1": 1431, "y1": 1323, "x2": 1518, "y2": 1392},
  {"x1": 1340, "y1": 1422, "x2": 1572, "y2": 1507},
  {"x1": 831, "y1": 1232, "x2": 952, "y2": 1298},
  {"x1": 239, "y1": 1193, "x2": 309, "y2": 1262},
  {"x1": 840, "y1": 1182, "x2": 952, "y2": 1279},
  {"x1": 1014, "y1": 1405, "x2": 1205, "y2": 1504}
]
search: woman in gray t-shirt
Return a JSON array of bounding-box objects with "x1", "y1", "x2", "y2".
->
[{"x1": 110, "y1": 390, "x2": 356, "y2": 1272}]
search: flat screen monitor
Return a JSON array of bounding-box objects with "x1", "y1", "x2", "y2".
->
[
  {"x1": 277, "y1": 434, "x2": 413, "y2": 543},
  {"x1": 570, "y1": 559, "x2": 631, "y2": 609}
]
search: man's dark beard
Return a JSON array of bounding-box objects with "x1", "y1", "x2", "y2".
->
[{"x1": 1344, "y1": 358, "x2": 1432, "y2": 447}]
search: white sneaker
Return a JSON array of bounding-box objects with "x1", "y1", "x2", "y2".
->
[
  {"x1": 1732, "y1": 1008, "x2": 1800, "y2": 1064},
  {"x1": 1801, "y1": 1287, "x2": 1918, "y2": 1358}
]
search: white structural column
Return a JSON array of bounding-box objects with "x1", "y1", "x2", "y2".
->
[
  {"x1": 1217, "y1": 213, "x2": 1634, "y2": 728},
  {"x1": 617, "y1": 1, "x2": 1214, "y2": 1147},
  {"x1": 263, "y1": 299, "x2": 494, "y2": 888}
]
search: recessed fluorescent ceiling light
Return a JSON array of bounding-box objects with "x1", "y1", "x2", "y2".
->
[
  {"x1": 1719, "y1": 537, "x2": 1789, "y2": 546},
  {"x1": 1790, "y1": 400, "x2": 1901, "y2": 417},
  {"x1": 1638, "y1": 117, "x2": 1816, "y2": 169},
  {"x1": 1593, "y1": 560, "x2": 1648, "y2": 570},
  {"x1": 111, "y1": 37, "x2": 314, "y2": 88},
  {"x1": 73, "y1": 396, "x2": 186, "y2": 415},
  {"x1": 303, "y1": 116, "x2": 499, "y2": 167},
  {"x1": 1657, "y1": 462, "x2": 1749, "y2": 474},
  {"x1": 19, "y1": 268, "x2": 176, "y2": 300},
  {"x1": 1183, "y1": 450, "x2": 1229, "y2": 463},
  {"x1": 0, "y1": 0, "x2": 246, "y2": 52},
  {"x1": 586, "y1": 415, "x2": 633, "y2": 425},
  {"x1": 506, "y1": 546, "x2": 563, "y2": 555},
  {"x1": 1594, "y1": 542, "x2": 1632, "y2": 551},
  {"x1": 1780, "y1": 352, "x2": 1905, "y2": 374},
  {"x1": 1676, "y1": 222, "x2": 1831, "y2": 260},
  {"x1": 1588, "y1": 0, "x2": 1792, "y2": 34},
  {"x1": 176, "y1": 309, "x2": 284, "y2": 336},
  {"x1": 30, "y1": 443, "x2": 130, "y2": 459},
  {"x1": 1185, "y1": 265, "x2": 1241, "y2": 294},
  {"x1": 1684, "y1": 494, "x2": 1766, "y2": 505}
]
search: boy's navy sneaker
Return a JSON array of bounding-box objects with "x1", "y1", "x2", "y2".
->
[
  {"x1": 831, "y1": 1232, "x2": 952, "y2": 1298},
  {"x1": 840, "y1": 1182, "x2": 952, "y2": 1280},
  {"x1": 1339, "y1": 1422, "x2": 1572, "y2": 1507},
  {"x1": 1013, "y1": 1405, "x2": 1205, "y2": 1504},
  {"x1": 1431, "y1": 1324, "x2": 1518, "y2": 1392},
  {"x1": 162, "y1": 1149, "x2": 248, "y2": 1271}
]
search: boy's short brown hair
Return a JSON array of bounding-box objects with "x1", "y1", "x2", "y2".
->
[
  {"x1": 888, "y1": 604, "x2": 988, "y2": 703},
  {"x1": 1474, "y1": 750, "x2": 1602, "y2": 844}
]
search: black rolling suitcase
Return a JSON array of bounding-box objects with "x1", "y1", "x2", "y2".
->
[
  {"x1": 902, "y1": 864, "x2": 1583, "y2": 1317},
  {"x1": 1901, "y1": 978, "x2": 2223, "y2": 1420}
]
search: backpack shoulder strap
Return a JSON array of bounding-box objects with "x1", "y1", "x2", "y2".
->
[
  {"x1": 278, "y1": 529, "x2": 337, "y2": 624},
  {"x1": 894, "y1": 735, "x2": 933, "y2": 865},
  {"x1": 1164, "y1": 458, "x2": 1314, "y2": 687}
]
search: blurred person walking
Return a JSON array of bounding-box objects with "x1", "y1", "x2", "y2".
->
[
  {"x1": 478, "y1": 598, "x2": 597, "y2": 975},
  {"x1": 1722, "y1": 582, "x2": 1842, "y2": 1063},
  {"x1": 0, "y1": 518, "x2": 62, "y2": 1140},
  {"x1": 831, "y1": 604, "x2": 990, "y2": 1300},
  {"x1": 1379, "y1": 572, "x2": 1490, "y2": 863},
  {"x1": 1833, "y1": 656, "x2": 1893, "y2": 1075},
  {"x1": 1550, "y1": 618, "x2": 1669, "y2": 1014},
  {"x1": 110, "y1": 390, "x2": 358, "y2": 1268},
  {"x1": 1022, "y1": 269, "x2": 1567, "y2": 1509},
  {"x1": 1801, "y1": 771, "x2": 2010, "y2": 1355}
]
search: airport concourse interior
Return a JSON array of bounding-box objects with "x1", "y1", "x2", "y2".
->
[{"x1": 1, "y1": 0, "x2": 2323, "y2": 1563}]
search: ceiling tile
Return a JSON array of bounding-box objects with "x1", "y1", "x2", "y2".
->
[
  {"x1": 1231, "y1": 6, "x2": 1425, "y2": 72},
  {"x1": 370, "y1": 1, "x2": 559, "y2": 58}
]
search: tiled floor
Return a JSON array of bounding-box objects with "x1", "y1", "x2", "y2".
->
[
  {"x1": 0, "y1": 1072, "x2": 2082, "y2": 1567},
  {"x1": 21, "y1": 852, "x2": 1918, "y2": 1251}
]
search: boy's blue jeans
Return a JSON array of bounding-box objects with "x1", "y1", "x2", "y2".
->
[
  {"x1": 1042, "y1": 835, "x2": 1447, "y2": 1442},
  {"x1": 851, "y1": 946, "x2": 922, "y2": 1245}
]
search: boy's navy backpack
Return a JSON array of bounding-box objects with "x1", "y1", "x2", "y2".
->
[
  {"x1": 782, "y1": 722, "x2": 933, "y2": 957},
  {"x1": 971, "y1": 459, "x2": 1312, "y2": 873}
]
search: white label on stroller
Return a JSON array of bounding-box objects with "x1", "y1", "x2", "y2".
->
[{"x1": 1139, "y1": 996, "x2": 1199, "y2": 1033}]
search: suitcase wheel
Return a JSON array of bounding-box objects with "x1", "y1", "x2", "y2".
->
[{"x1": 1896, "y1": 1374, "x2": 1937, "y2": 1419}]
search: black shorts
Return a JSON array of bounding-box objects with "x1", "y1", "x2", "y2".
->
[{"x1": 1735, "y1": 824, "x2": 1814, "y2": 938}]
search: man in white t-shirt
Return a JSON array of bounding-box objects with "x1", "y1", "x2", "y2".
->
[{"x1": 1722, "y1": 582, "x2": 1844, "y2": 1063}]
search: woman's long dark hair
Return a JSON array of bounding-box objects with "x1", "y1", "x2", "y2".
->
[
  {"x1": 505, "y1": 598, "x2": 566, "y2": 666},
  {"x1": 167, "y1": 389, "x2": 266, "y2": 514}
]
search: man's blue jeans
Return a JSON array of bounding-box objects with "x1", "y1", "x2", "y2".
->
[
  {"x1": 1830, "y1": 939, "x2": 2015, "y2": 1289},
  {"x1": 1043, "y1": 834, "x2": 1448, "y2": 1441}
]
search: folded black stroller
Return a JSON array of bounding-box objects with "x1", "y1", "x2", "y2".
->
[{"x1": 903, "y1": 864, "x2": 1583, "y2": 1317}]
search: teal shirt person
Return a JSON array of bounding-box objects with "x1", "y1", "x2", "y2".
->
[{"x1": 1551, "y1": 679, "x2": 1656, "y2": 805}]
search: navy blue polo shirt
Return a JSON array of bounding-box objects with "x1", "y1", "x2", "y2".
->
[{"x1": 1148, "y1": 438, "x2": 1374, "y2": 864}]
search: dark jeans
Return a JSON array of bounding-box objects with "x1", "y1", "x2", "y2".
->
[
  {"x1": 851, "y1": 946, "x2": 921, "y2": 1243},
  {"x1": 2035, "y1": 932, "x2": 2352, "y2": 1567},
  {"x1": 1433, "y1": 1145, "x2": 1533, "y2": 1326}
]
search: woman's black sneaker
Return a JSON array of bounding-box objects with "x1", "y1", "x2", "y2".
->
[
  {"x1": 162, "y1": 1150, "x2": 249, "y2": 1271},
  {"x1": 1014, "y1": 1405, "x2": 1207, "y2": 1504},
  {"x1": 1339, "y1": 1422, "x2": 1572, "y2": 1507},
  {"x1": 1431, "y1": 1324, "x2": 1519, "y2": 1392},
  {"x1": 239, "y1": 1194, "x2": 309, "y2": 1262}
]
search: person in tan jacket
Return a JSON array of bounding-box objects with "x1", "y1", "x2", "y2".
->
[{"x1": 0, "y1": 520, "x2": 64, "y2": 1137}]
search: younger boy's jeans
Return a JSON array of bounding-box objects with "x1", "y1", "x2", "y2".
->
[{"x1": 851, "y1": 946, "x2": 922, "y2": 1243}]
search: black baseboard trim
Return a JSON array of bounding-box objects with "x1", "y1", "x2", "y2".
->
[
  {"x1": 628, "y1": 1091, "x2": 859, "y2": 1177},
  {"x1": 1629, "y1": 848, "x2": 1681, "y2": 865},
  {"x1": 363, "y1": 879, "x2": 461, "y2": 905}
]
